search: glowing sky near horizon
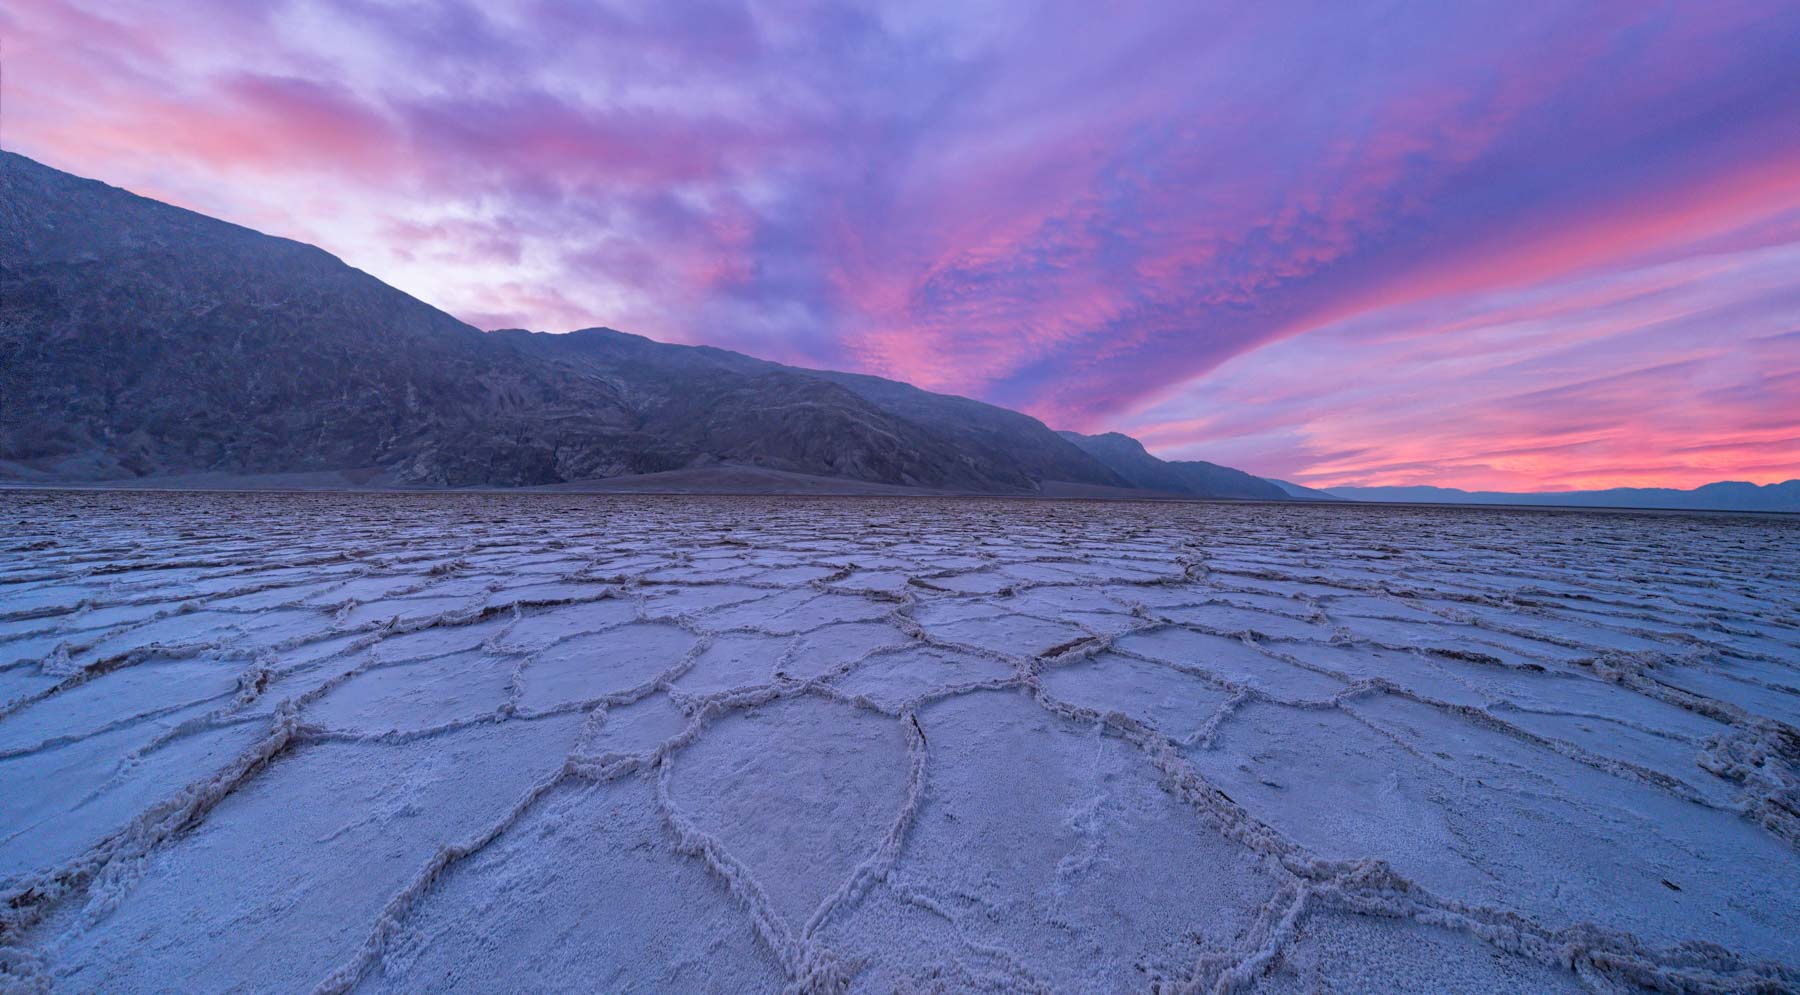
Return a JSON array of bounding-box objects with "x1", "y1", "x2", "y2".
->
[{"x1": 5, "y1": 0, "x2": 1797, "y2": 490}]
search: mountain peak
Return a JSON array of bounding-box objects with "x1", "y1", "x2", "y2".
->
[{"x1": 1059, "y1": 430, "x2": 1152, "y2": 457}]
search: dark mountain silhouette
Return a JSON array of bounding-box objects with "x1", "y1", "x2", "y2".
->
[
  {"x1": 9, "y1": 152, "x2": 1761, "y2": 509},
  {"x1": 1, "y1": 151, "x2": 1290, "y2": 496},
  {"x1": 1328, "y1": 482, "x2": 1800, "y2": 513},
  {"x1": 495, "y1": 328, "x2": 1130, "y2": 492},
  {"x1": 1269, "y1": 479, "x2": 1342, "y2": 501},
  {"x1": 1056, "y1": 431, "x2": 1289, "y2": 500}
]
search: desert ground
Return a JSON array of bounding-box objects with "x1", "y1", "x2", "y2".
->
[{"x1": 1, "y1": 491, "x2": 1796, "y2": 993}]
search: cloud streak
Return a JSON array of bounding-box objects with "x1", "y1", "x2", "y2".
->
[{"x1": 3, "y1": 0, "x2": 1795, "y2": 487}]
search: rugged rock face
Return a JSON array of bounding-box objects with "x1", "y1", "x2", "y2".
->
[
  {"x1": 1, "y1": 151, "x2": 1137, "y2": 492},
  {"x1": 2, "y1": 152, "x2": 546, "y2": 484},
  {"x1": 502, "y1": 329, "x2": 1133, "y2": 493},
  {"x1": 1057, "y1": 431, "x2": 1290, "y2": 500}
]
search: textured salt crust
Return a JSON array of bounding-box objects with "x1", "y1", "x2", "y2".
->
[{"x1": 0, "y1": 492, "x2": 1797, "y2": 993}]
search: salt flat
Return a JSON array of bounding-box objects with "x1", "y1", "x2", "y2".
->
[{"x1": 0, "y1": 491, "x2": 1796, "y2": 994}]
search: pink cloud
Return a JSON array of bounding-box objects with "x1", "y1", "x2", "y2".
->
[{"x1": 2, "y1": 0, "x2": 1795, "y2": 491}]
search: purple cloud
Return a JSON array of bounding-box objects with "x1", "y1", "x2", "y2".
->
[{"x1": 3, "y1": 0, "x2": 1795, "y2": 487}]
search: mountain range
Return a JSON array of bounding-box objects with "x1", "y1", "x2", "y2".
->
[
  {"x1": 1057, "y1": 432, "x2": 1290, "y2": 500},
  {"x1": 0, "y1": 151, "x2": 1283, "y2": 499},
  {"x1": 1324, "y1": 482, "x2": 1800, "y2": 513},
  {"x1": 2, "y1": 151, "x2": 1790, "y2": 512}
]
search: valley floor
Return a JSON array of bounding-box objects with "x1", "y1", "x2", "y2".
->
[{"x1": 0, "y1": 492, "x2": 1796, "y2": 993}]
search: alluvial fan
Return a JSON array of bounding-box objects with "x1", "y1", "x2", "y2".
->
[{"x1": 1, "y1": 491, "x2": 1797, "y2": 993}]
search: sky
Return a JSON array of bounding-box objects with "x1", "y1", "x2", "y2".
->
[{"x1": 4, "y1": 0, "x2": 1797, "y2": 491}]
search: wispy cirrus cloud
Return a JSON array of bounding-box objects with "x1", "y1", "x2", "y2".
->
[{"x1": 2, "y1": 0, "x2": 1795, "y2": 487}]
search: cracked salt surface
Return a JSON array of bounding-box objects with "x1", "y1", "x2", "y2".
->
[{"x1": 0, "y1": 492, "x2": 1796, "y2": 993}]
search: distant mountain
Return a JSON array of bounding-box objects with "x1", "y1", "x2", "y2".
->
[
  {"x1": 1328, "y1": 481, "x2": 1800, "y2": 513},
  {"x1": 1057, "y1": 431, "x2": 1289, "y2": 500},
  {"x1": 1, "y1": 151, "x2": 1162, "y2": 494},
  {"x1": 1269, "y1": 478, "x2": 1342, "y2": 501}
]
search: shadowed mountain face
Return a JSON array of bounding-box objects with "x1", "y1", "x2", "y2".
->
[
  {"x1": 494, "y1": 329, "x2": 1133, "y2": 493},
  {"x1": 1057, "y1": 431, "x2": 1290, "y2": 501},
  {"x1": 1269, "y1": 479, "x2": 1342, "y2": 501},
  {"x1": 0, "y1": 151, "x2": 1154, "y2": 493}
]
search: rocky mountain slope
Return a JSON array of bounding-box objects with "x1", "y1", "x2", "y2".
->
[
  {"x1": 496, "y1": 328, "x2": 1131, "y2": 493},
  {"x1": 1, "y1": 152, "x2": 1188, "y2": 493},
  {"x1": 1269, "y1": 478, "x2": 1342, "y2": 501},
  {"x1": 1057, "y1": 431, "x2": 1289, "y2": 500}
]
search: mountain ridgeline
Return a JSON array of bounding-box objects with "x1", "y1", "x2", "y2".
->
[
  {"x1": 1055, "y1": 432, "x2": 1292, "y2": 501},
  {"x1": 1326, "y1": 482, "x2": 1800, "y2": 513},
  {"x1": 0, "y1": 151, "x2": 1287, "y2": 498}
]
